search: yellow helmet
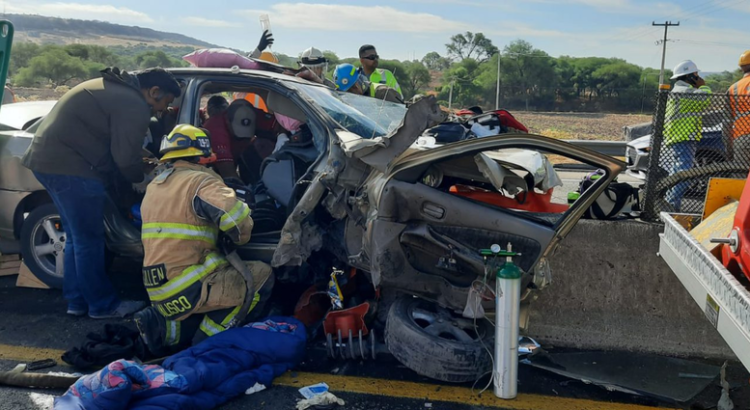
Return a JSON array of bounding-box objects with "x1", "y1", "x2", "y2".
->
[
  {"x1": 740, "y1": 50, "x2": 750, "y2": 67},
  {"x1": 259, "y1": 51, "x2": 279, "y2": 64},
  {"x1": 159, "y1": 124, "x2": 212, "y2": 161}
]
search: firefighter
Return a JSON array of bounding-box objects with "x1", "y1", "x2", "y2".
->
[
  {"x1": 728, "y1": 50, "x2": 750, "y2": 161},
  {"x1": 664, "y1": 60, "x2": 713, "y2": 210},
  {"x1": 134, "y1": 124, "x2": 274, "y2": 354}
]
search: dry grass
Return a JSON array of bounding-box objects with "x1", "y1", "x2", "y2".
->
[{"x1": 514, "y1": 112, "x2": 652, "y2": 141}]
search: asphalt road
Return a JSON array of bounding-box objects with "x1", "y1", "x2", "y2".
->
[
  {"x1": 0, "y1": 170, "x2": 744, "y2": 410},
  {"x1": 0, "y1": 271, "x2": 747, "y2": 410}
]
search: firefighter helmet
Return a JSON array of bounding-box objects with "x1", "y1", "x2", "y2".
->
[{"x1": 159, "y1": 124, "x2": 212, "y2": 161}]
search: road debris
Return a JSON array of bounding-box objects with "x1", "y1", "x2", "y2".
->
[
  {"x1": 299, "y1": 382, "x2": 330, "y2": 399},
  {"x1": 245, "y1": 382, "x2": 267, "y2": 395},
  {"x1": 718, "y1": 361, "x2": 734, "y2": 410},
  {"x1": 296, "y1": 392, "x2": 345, "y2": 410},
  {"x1": 525, "y1": 351, "x2": 719, "y2": 402}
]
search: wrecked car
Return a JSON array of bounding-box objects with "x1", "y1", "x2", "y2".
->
[{"x1": 0, "y1": 68, "x2": 623, "y2": 382}]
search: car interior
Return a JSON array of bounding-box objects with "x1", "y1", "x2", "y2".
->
[{"x1": 107, "y1": 80, "x2": 326, "y2": 250}]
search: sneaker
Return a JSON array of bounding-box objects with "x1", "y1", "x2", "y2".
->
[
  {"x1": 89, "y1": 300, "x2": 148, "y2": 319},
  {"x1": 66, "y1": 307, "x2": 87, "y2": 317}
]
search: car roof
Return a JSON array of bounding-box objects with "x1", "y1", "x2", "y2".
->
[
  {"x1": 0, "y1": 100, "x2": 56, "y2": 130},
  {"x1": 165, "y1": 67, "x2": 326, "y2": 88}
]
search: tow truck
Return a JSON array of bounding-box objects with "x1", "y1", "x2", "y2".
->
[{"x1": 659, "y1": 173, "x2": 750, "y2": 370}]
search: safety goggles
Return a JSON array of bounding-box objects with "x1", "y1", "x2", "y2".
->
[{"x1": 361, "y1": 55, "x2": 379, "y2": 61}]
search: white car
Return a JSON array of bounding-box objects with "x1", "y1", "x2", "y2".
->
[{"x1": 0, "y1": 100, "x2": 56, "y2": 131}]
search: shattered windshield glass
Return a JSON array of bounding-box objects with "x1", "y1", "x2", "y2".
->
[{"x1": 296, "y1": 83, "x2": 407, "y2": 139}]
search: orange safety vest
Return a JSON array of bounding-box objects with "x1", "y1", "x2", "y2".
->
[
  {"x1": 234, "y1": 92, "x2": 268, "y2": 112},
  {"x1": 728, "y1": 74, "x2": 750, "y2": 139}
]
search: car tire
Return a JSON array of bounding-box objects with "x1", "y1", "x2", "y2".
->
[
  {"x1": 20, "y1": 203, "x2": 65, "y2": 289},
  {"x1": 385, "y1": 296, "x2": 493, "y2": 383},
  {"x1": 20, "y1": 203, "x2": 116, "y2": 289}
]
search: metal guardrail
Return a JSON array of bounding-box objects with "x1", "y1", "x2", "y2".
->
[{"x1": 564, "y1": 140, "x2": 627, "y2": 157}]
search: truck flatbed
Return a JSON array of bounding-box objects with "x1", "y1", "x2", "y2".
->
[{"x1": 659, "y1": 211, "x2": 750, "y2": 369}]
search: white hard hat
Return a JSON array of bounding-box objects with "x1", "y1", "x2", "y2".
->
[
  {"x1": 671, "y1": 60, "x2": 699, "y2": 80},
  {"x1": 300, "y1": 47, "x2": 327, "y2": 66}
]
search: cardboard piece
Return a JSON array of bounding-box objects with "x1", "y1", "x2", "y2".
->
[
  {"x1": 0, "y1": 254, "x2": 21, "y2": 276},
  {"x1": 15, "y1": 262, "x2": 51, "y2": 289},
  {"x1": 0, "y1": 254, "x2": 20, "y2": 262}
]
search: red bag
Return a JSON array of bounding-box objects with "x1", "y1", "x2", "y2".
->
[{"x1": 493, "y1": 109, "x2": 528, "y2": 133}]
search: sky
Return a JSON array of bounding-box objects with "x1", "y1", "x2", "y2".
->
[{"x1": 5, "y1": 0, "x2": 750, "y2": 72}]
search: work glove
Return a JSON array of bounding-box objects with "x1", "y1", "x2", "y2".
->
[{"x1": 257, "y1": 30, "x2": 274, "y2": 52}]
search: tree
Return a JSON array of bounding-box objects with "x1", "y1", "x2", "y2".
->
[
  {"x1": 446, "y1": 32, "x2": 498, "y2": 62},
  {"x1": 135, "y1": 50, "x2": 174, "y2": 68},
  {"x1": 422, "y1": 52, "x2": 450, "y2": 71},
  {"x1": 9, "y1": 42, "x2": 42, "y2": 77},
  {"x1": 64, "y1": 44, "x2": 120, "y2": 67},
  {"x1": 323, "y1": 51, "x2": 340, "y2": 66},
  {"x1": 705, "y1": 70, "x2": 743, "y2": 92},
  {"x1": 402, "y1": 61, "x2": 432, "y2": 99},
  {"x1": 498, "y1": 40, "x2": 556, "y2": 110},
  {"x1": 437, "y1": 58, "x2": 484, "y2": 107},
  {"x1": 15, "y1": 48, "x2": 86, "y2": 87}
]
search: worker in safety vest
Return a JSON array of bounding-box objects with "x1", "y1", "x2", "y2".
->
[
  {"x1": 728, "y1": 50, "x2": 750, "y2": 161},
  {"x1": 664, "y1": 60, "x2": 713, "y2": 210},
  {"x1": 333, "y1": 63, "x2": 404, "y2": 104},
  {"x1": 134, "y1": 124, "x2": 274, "y2": 354},
  {"x1": 358, "y1": 45, "x2": 403, "y2": 99}
]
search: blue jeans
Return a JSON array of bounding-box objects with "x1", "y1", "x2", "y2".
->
[
  {"x1": 664, "y1": 140, "x2": 697, "y2": 211},
  {"x1": 33, "y1": 172, "x2": 120, "y2": 315}
]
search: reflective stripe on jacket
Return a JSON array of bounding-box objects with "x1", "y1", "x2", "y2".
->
[
  {"x1": 728, "y1": 74, "x2": 750, "y2": 139},
  {"x1": 369, "y1": 68, "x2": 403, "y2": 98},
  {"x1": 140, "y1": 161, "x2": 253, "y2": 320},
  {"x1": 664, "y1": 80, "x2": 712, "y2": 145}
]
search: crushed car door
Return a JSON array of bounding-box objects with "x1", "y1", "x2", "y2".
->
[{"x1": 362, "y1": 134, "x2": 624, "y2": 308}]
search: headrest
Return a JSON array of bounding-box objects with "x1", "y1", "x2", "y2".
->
[{"x1": 227, "y1": 99, "x2": 257, "y2": 139}]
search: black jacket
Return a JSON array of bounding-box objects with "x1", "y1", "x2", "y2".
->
[{"x1": 22, "y1": 67, "x2": 150, "y2": 183}]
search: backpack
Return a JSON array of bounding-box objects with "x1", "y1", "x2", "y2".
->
[{"x1": 568, "y1": 169, "x2": 640, "y2": 220}]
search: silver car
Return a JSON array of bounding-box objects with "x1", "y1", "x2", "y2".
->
[{"x1": 0, "y1": 68, "x2": 622, "y2": 382}]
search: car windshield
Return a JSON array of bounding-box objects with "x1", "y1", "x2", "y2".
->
[{"x1": 295, "y1": 83, "x2": 407, "y2": 139}]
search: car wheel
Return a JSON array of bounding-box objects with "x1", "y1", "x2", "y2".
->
[
  {"x1": 385, "y1": 296, "x2": 492, "y2": 383},
  {"x1": 20, "y1": 203, "x2": 65, "y2": 289}
]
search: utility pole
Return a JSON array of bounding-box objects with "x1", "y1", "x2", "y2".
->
[
  {"x1": 448, "y1": 78, "x2": 455, "y2": 109},
  {"x1": 496, "y1": 53, "x2": 501, "y2": 110},
  {"x1": 652, "y1": 21, "x2": 679, "y2": 89}
]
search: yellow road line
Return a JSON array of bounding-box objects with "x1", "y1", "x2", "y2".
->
[
  {"x1": 0, "y1": 344, "x2": 671, "y2": 410},
  {"x1": 276, "y1": 372, "x2": 671, "y2": 410},
  {"x1": 0, "y1": 344, "x2": 66, "y2": 363}
]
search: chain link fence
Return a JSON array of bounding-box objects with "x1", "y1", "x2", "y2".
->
[{"x1": 640, "y1": 90, "x2": 750, "y2": 222}]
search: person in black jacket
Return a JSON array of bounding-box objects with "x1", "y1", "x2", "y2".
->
[{"x1": 22, "y1": 67, "x2": 181, "y2": 319}]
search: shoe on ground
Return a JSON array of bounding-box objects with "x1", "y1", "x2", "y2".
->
[
  {"x1": 66, "y1": 307, "x2": 87, "y2": 317},
  {"x1": 134, "y1": 306, "x2": 166, "y2": 352},
  {"x1": 89, "y1": 300, "x2": 148, "y2": 319}
]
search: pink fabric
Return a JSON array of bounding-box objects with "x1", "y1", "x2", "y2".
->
[
  {"x1": 275, "y1": 113, "x2": 303, "y2": 132},
  {"x1": 183, "y1": 48, "x2": 262, "y2": 69}
]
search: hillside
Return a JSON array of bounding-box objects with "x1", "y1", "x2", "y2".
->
[{"x1": 8, "y1": 14, "x2": 217, "y2": 48}]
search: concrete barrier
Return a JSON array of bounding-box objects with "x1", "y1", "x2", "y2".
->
[{"x1": 526, "y1": 218, "x2": 735, "y2": 359}]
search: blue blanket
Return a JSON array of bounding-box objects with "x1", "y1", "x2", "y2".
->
[{"x1": 55, "y1": 317, "x2": 306, "y2": 410}]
